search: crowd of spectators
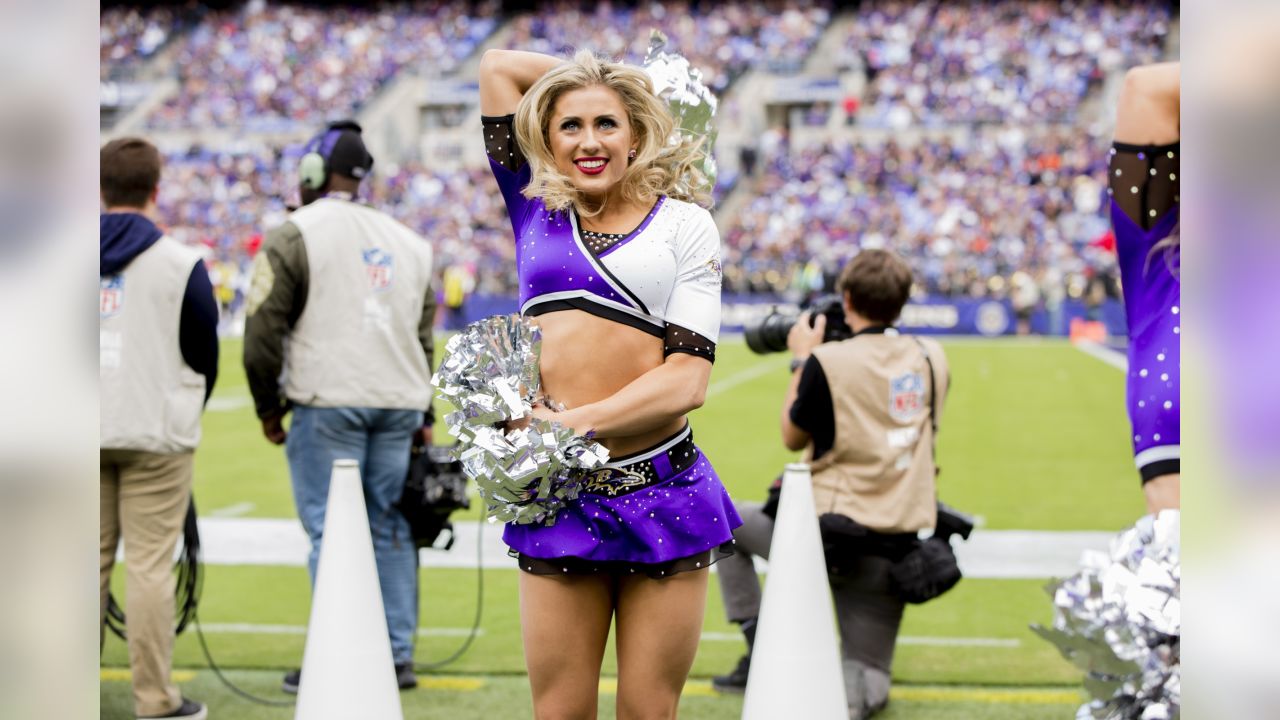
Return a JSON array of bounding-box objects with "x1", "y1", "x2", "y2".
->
[
  {"x1": 101, "y1": 5, "x2": 198, "y2": 82},
  {"x1": 721, "y1": 127, "x2": 1119, "y2": 303},
  {"x1": 104, "y1": 0, "x2": 1174, "y2": 320},
  {"x1": 505, "y1": 0, "x2": 832, "y2": 93},
  {"x1": 151, "y1": 145, "x2": 523, "y2": 320},
  {"x1": 144, "y1": 0, "x2": 499, "y2": 132},
  {"x1": 154, "y1": 124, "x2": 1125, "y2": 323},
  {"x1": 846, "y1": 0, "x2": 1172, "y2": 127}
]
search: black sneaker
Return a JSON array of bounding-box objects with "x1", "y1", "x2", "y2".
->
[
  {"x1": 138, "y1": 698, "x2": 208, "y2": 719},
  {"x1": 282, "y1": 664, "x2": 417, "y2": 694},
  {"x1": 281, "y1": 668, "x2": 301, "y2": 695},
  {"x1": 395, "y1": 662, "x2": 418, "y2": 690},
  {"x1": 711, "y1": 654, "x2": 750, "y2": 693}
]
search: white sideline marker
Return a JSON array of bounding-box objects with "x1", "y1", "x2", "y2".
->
[{"x1": 1073, "y1": 340, "x2": 1128, "y2": 371}]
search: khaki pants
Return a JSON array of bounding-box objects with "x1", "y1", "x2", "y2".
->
[{"x1": 100, "y1": 449, "x2": 193, "y2": 717}]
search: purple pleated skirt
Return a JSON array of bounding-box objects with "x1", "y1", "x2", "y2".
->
[{"x1": 503, "y1": 423, "x2": 742, "y2": 577}]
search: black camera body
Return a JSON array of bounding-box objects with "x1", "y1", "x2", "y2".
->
[
  {"x1": 933, "y1": 502, "x2": 975, "y2": 543},
  {"x1": 744, "y1": 294, "x2": 853, "y2": 354},
  {"x1": 396, "y1": 443, "x2": 470, "y2": 550}
]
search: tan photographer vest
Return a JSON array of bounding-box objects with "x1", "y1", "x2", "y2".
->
[
  {"x1": 807, "y1": 333, "x2": 948, "y2": 533},
  {"x1": 100, "y1": 236, "x2": 207, "y2": 454}
]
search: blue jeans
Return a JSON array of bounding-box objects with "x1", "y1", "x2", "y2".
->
[{"x1": 286, "y1": 405, "x2": 420, "y2": 664}]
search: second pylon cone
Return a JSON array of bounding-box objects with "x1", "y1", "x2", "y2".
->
[
  {"x1": 742, "y1": 462, "x2": 847, "y2": 719},
  {"x1": 294, "y1": 459, "x2": 404, "y2": 720}
]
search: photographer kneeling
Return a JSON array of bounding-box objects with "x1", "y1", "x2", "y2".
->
[{"x1": 714, "y1": 249, "x2": 953, "y2": 719}]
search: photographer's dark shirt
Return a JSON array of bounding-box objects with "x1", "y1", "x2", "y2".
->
[
  {"x1": 790, "y1": 357, "x2": 835, "y2": 460},
  {"x1": 789, "y1": 326, "x2": 891, "y2": 461}
]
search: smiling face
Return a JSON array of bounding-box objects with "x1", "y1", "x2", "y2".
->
[{"x1": 548, "y1": 84, "x2": 636, "y2": 201}]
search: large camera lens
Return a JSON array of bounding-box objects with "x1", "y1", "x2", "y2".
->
[
  {"x1": 743, "y1": 295, "x2": 853, "y2": 354},
  {"x1": 744, "y1": 308, "x2": 799, "y2": 354}
]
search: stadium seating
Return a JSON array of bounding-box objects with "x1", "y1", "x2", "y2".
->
[
  {"x1": 144, "y1": 1, "x2": 499, "y2": 132},
  {"x1": 721, "y1": 130, "x2": 1118, "y2": 301},
  {"x1": 99, "y1": 0, "x2": 1172, "y2": 321},
  {"x1": 505, "y1": 0, "x2": 833, "y2": 92},
  {"x1": 845, "y1": 0, "x2": 1172, "y2": 127}
]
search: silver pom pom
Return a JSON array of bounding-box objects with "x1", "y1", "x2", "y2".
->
[
  {"x1": 1033, "y1": 510, "x2": 1180, "y2": 719},
  {"x1": 432, "y1": 314, "x2": 610, "y2": 526},
  {"x1": 642, "y1": 29, "x2": 718, "y2": 194}
]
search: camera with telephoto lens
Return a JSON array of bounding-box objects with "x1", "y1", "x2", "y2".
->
[{"x1": 743, "y1": 294, "x2": 853, "y2": 354}]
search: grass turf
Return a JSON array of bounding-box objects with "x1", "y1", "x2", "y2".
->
[
  {"x1": 101, "y1": 669, "x2": 1082, "y2": 720},
  {"x1": 102, "y1": 336, "x2": 1137, "y2": 717},
  {"x1": 193, "y1": 337, "x2": 1142, "y2": 530},
  {"x1": 103, "y1": 566, "x2": 1077, "y2": 686}
]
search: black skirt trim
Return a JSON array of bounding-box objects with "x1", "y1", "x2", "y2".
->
[
  {"x1": 1140, "y1": 458, "x2": 1180, "y2": 484},
  {"x1": 512, "y1": 540, "x2": 736, "y2": 579}
]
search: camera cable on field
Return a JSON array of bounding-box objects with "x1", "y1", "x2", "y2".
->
[{"x1": 104, "y1": 483, "x2": 485, "y2": 708}]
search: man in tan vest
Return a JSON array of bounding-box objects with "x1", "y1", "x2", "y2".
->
[
  {"x1": 243, "y1": 121, "x2": 435, "y2": 693},
  {"x1": 100, "y1": 137, "x2": 219, "y2": 720},
  {"x1": 713, "y1": 249, "x2": 949, "y2": 720}
]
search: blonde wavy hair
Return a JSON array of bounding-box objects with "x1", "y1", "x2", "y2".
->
[{"x1": 513, "y1": 49, "x2": 712, "y2": 217}]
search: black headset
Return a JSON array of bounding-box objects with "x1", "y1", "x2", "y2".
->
[{"x1": 298, "y1": 120, "x2": 367, "y2": 190}]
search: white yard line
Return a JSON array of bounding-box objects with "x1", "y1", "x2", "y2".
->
[
  {"x1": 197, "y1": 623, "x2": 1014, "y2": 647},
  {"x1": 207, "y1": 502, "x2": 256, "y2": 518},
  {"x1": 206, "y1": 395, "x2": 252, "y2": 412},
  {"x1": 699, "y1": 631, "x2": 1017, "y2": 647},
  {"x1": 1073, "y1": 341, "x2": 1128, "y2": 371},
  {"x1": 199, "y1": 622, "x2": 484, "y2": 638},
  {"x1": 196, "y1": 518, "x2": 1113, "y2": 580},
  {"x1": 706, "y1": 356, "x2": 790, "y2": 397}
]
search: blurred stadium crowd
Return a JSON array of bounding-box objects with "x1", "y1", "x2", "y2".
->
[{"x1": 101, "y1": 0, "x2": 1175, "y2": 326}]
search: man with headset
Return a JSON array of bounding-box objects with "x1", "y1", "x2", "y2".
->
[
  {"x1": 713, "y1": 249, "x2": 950, "y2": 720},
  {"x1": 244, "y1": 120, "x2": 436, "y2": 692}
]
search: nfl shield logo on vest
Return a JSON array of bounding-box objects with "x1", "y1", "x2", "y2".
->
[
  {"x1": 363, "y1": 248, "x2": 394, "y2": 292},
  {"x1": 100, "y1": 275, "x2": 124, "y2": 318},
  {"x1": 889, "y1": 371, "x2": 925, "y2": 421}
]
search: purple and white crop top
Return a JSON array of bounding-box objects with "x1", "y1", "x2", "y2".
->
[{"x1": 483, "y1": 115, "x2": 722, "y2": 362}]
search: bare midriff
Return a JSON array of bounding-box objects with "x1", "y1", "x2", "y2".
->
[{"x1": 535, "y1": 309, "x2": 686, "y2": 458}]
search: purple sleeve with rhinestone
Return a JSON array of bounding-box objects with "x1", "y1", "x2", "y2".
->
[{"x1": 1109, "y1": 143, "x2": 1180, "y2": 476}]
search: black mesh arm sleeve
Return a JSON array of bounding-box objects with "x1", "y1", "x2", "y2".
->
[{"x1": 663, "y1": 322, "x2": 716, "y2": 363}]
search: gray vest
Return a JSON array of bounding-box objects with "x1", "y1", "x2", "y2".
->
[
  {"x1": 100, "y1": 237, "x2": 207, "y2": 453},
  {"x1": 284, "y1": 198, "x2": 433, "y2": 410}
]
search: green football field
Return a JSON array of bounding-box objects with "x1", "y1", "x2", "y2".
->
[{"x1": 101, "y1": 336, "x2": 1142, "y2": 718}]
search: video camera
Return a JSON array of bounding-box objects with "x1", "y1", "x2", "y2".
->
[
  {"x1": 743, "y1": 293, "x2": 853, "y2": 354},
  {"x1": 396, "y1": 442, "x2": 470, "y2": 550}
]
